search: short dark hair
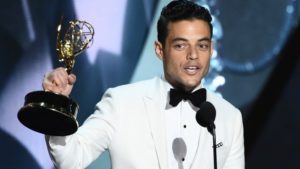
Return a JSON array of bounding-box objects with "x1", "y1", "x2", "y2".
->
[{"x1": 157, "y1": 0, "x2": 213, "y2": 45}]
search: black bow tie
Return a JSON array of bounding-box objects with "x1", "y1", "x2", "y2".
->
[{"x1": 169, "y1": 88, "x2": 206, "y2": 107}]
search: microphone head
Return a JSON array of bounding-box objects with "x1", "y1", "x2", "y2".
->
[{"x1": 196, "y1": 101, "x2": 216, "y2": 128}]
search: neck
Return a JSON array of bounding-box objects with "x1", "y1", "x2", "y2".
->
[{"x1": 167, "y1": 81, "x2": 200, "y2": 93}]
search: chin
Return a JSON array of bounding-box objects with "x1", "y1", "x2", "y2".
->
[
  {"x1": 186, "y1": 78, "x2": 201, "y2": 85},
  {"x1": 181, "y1": 81, "x2": 200, "y2": 91}
]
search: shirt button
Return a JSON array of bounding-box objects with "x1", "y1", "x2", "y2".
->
[
  {"x1": 183, "y1": 125, "x2": 187, "y2": 128},
  {"x1": 182, "y1": 158, "x2": 185, "y2": 161}
]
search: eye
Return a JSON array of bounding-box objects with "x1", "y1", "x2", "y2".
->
[
  {"x1": 198, "y1": 42, "x2": 210, "y2": 51},
  {"x1": 173, "y1": 43, "x2": 187, "y2": 50}
]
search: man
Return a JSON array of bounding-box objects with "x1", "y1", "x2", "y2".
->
[{"x1": 44, "y1": 0, "x2": 245, "y2": 168}]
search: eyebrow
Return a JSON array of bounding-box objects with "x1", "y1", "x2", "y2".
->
[{"x1": 171, "y1": 37, "x2": 211, "y2": 43}]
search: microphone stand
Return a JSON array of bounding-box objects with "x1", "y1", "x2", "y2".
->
[
  {"x1": 195, "y1": 101, "x2": 217, "y2": 169},
  {"x1": 209, "y1": 124, "x2": 217, "y2": 169}
]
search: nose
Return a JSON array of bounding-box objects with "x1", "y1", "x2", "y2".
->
[{"x1": 187, "y1": 47, "x2": 198, "y2": 60}]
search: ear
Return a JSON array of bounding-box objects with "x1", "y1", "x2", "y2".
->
[{"x1": 154, "y1": 40, "x2": 164, "y2": 60}]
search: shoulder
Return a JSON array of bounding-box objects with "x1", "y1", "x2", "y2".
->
[
  {"x1": 206, "y1": 91, "x2": 244, "y2": 144},
  {"x1": 104, "y1": 77, "x2": 161, "y2": 98},
  {"x1": 95, "y1": 77, "x2": 161, "y2": 114},
  {"x1": 206, "y1": 91, "x2": 242, "y2": 123},
  {"x1": 206, "y1": 91, "x2": 245, "y2": 165}
]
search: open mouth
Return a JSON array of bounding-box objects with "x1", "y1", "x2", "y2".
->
[{"x1": 184, "y1": 66, "x2": 199, "y2": 75}]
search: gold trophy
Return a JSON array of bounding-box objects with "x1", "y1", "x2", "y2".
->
[{"x1": 18, "y1": 19, "x2": 94, "y2": 136}]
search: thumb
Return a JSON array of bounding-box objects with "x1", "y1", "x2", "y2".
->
[{"x1": 68, "y1": 74, "x2": 76, "y2": 85}]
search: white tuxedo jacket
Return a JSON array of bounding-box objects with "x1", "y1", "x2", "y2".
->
[{"x1": 47, "y1": 77, "x2": 244, "y2": 169}]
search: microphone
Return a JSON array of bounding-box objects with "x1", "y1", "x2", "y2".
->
[
  {"x1": 195, "y1": 101, "x2": 217, "y2": 169},
  {"x1": 196, "y1": 101, "x2": 216, "y2": 134}
]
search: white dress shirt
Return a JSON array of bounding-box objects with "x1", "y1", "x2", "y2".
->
[{"x1": 161, "y1": 78, "x2": 202, "y2": 169}]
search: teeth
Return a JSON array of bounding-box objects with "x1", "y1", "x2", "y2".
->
[
  {"x1": 186, "y1": 66, "x2": 198, "y2": 70},
  {"x1": 185, "y1": 66, "x2": 198, "y2": 74}
]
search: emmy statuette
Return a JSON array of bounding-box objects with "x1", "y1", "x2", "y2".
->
[{"x1": 18, "y1": 19, "x2": 94, "y2": 136}]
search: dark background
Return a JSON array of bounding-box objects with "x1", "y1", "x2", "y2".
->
[{"x1": 0, "y1": 0, "x2": 299, "y2": 168}]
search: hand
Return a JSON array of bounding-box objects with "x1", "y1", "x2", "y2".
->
[{"x1": 42, "y1": 67, "x2": 76, "y2": 96}]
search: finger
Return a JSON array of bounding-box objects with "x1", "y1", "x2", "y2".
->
[
  {"x1": 61, "y1": 85, "x2": 73, "y2": 96},
  {"x1": 42, "y1": 79, "x2": 52, "y2": 91},
  {"x1": 43, "y1": 80, "x2": 61, "y2": 93},
  {"x1": 44, "y1": 67, "x2": 64, "y2": 83},
  {"x1": 49, "y1": 68, "x2": 67, "y2": 89},
  {"x1": 68, "y1": 74, "x2": 76, "y2": 85},
  {"x1": 56, "y1": 69, "x2": 68, "y2": 88},
  {"x1": 43, "y1": 67, "x2": 68, "y2": 92}
]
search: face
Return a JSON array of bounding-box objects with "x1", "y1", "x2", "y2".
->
[{"x1": 155, "y1": 19, "x2": 213, "y2": 92}]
